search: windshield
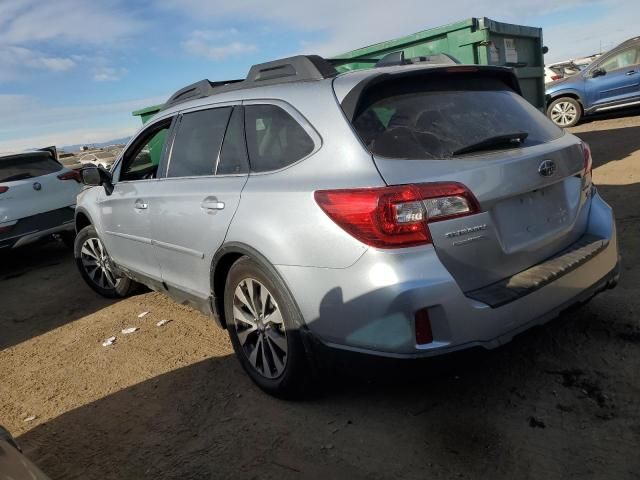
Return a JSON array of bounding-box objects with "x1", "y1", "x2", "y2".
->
[
  {"x1": 351, "y1": 76, "x2": 563, "y2": 159},
  {"x1": 0, "y1": 152, "x2": 62, "y2": 182}
]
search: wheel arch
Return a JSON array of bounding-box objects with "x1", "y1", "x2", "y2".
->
[
  {"x1": 210, "y1": 242, "x2": 302, "y2": 330},
  {"x1": 546, "y1": 90, "x2": 585, "y2": 110},
  {"x1": 75, "y1": 208, "x2": 93, "y2": 233}
]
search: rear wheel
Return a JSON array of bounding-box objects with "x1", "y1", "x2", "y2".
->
[
  {"x1": 74, "y1": 225, "x2": 138, "y2": 298},
  {"x1": 547, "y1": 97, "x2": 582, "y2": 128},
  {"x1": 224, "y1": 256, "x2": 310, "y2": 398}
]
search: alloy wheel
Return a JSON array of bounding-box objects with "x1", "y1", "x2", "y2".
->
[
  {"x1": 80, "y1": 237, "x2": 120, "y2": 290},
  {"x1": 233, "y1": 278, "x2": 288, "y2": 379},
  {"x1": 550, "y1": 101, "x2": 578, "y2": 126}
]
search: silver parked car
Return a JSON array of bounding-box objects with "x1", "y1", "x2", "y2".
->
[{"x1": 74, "y1": 55, "x2": 619, "y2": 396}]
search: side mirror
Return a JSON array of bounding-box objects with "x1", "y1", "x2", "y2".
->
[
  {"x1": 591, "y1": 67, "x2": 606, "y2": 77},
  {"x1": 81, "y1": 166, "x2": 114, "y2": 195}
]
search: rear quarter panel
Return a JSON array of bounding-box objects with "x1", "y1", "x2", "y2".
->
[{"x1": 224, "y1": 82, "x2": 383, "y2": 268}]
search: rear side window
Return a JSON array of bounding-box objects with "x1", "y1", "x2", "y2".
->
[
  {"x1": 168, "y1": 107, "x2": 232, "y2": 178},
  {"x1": 245, "y1": 104, "x2": 314, "y2": 172},
  {"x1": 0, "y1": 153, "x2": 62, "y2": 182},
  {"x1": 351, "y1": 76, "x2": 563, "y2": 160},
  {"x1": 217, "y1": 107, "x2": 249, "y2": 175}
]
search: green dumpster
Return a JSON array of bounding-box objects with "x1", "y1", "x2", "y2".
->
[
  {"x1": 331, "y1": 17, "x2": 546, "y2": 109},
  {"x1": 133, "y1": 17, "x2": 546, "y2": 124}
]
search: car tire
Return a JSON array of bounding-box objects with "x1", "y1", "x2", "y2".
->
[
  {"x1": 74, "y1": 225, "x2": 138, "y2": 298},
  {"x1": 224, "y1": 256, "x2": 311, "y2": 398},
  {"x1": 547, "y1": 97, "x2": 582, "y2": 128}
]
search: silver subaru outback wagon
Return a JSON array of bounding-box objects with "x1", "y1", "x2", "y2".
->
[{"x1": 75, "y1": 55, "x2": 619, "y2": 396}]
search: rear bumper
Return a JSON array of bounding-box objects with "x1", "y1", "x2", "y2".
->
[
  {"x1": 0, "y1": 206, "x2": 75, "y2": 249},
  {"x1": 277, "y1": 190, "x2": 618, "y2": 358}
]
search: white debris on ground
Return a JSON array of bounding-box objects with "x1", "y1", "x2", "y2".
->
[
  {"x1": 23, "y1": 415, "x2": 36, "y2": 422},
  {"x1": 156, "y1": 319, "x2": 172, "y2": 327},
  {"x1": 121, "y1": 327, "x2": 139, "y2": 335},
  {"x1": 102, "y1": 336, "x2": 116, "y2": 347},
  {"x1": 137, "y1": 311, "x2": 150, "y2": 318}
]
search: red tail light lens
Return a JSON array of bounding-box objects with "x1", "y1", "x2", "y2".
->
[
  {"x1": 314, "y1": 182, "x2": 480, "y2": 248},
  {"x1": 0, "y1": 186, "x2": 8, "y2": 194},
  {"x1": 58, "y1": 170, "x2": 81, "y2": 182},
  {"x1": 551, "y1": 74, "x2": 562, "y2": 81},
  {"x1": 582, "y1": 142, "x2": 593, "y2": 176}
]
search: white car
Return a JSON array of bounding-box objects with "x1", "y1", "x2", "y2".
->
[
  {"x1": 0, "y1": 149, "x2": 81, "y2": 249},
  {"x1": 79, "y1": 151, "x2": 117, "y2": 170},
  {"x1": 544, "y1": 65, "x2": 564, "y2": 84}
]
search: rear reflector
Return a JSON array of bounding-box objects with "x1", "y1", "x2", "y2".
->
[
  {"x1": 582, "y1": 142, "x2": 593, "y2": 176},
  {"x1": 415, "y1": 309, "x2": 433, "y2": 344},
  {"x1": 314, "y1": 182, "x2": 480, "y2": 248},
  {"x1": 58, "y1": 170, "x2": 81, "y2": 182},
  {"x1": 0, "y1": 186, "x2": 8, "y2": 194}
]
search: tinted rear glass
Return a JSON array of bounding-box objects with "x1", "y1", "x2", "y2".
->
[
  {"x1": 0, "y1": 153, "x2": 62, "y2": 182},
  {"x1": 351, "y1": 76, "x2": 563, "y2": 159}
]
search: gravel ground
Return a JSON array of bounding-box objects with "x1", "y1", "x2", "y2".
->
[{"x1": 1, "y1": 111, "x2": 639, "y2": 479}]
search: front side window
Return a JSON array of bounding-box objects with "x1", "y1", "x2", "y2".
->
[
  {"x1": 600, "y1": 48, "x2": 639, "y2": 72},
  {"x1": 120, "y1": 122, "x2": 171, "y2": 181},
  {"x1": 244, "y1": 104, "x2": 315, "y2": 172},
  {"x1": 167, "y1": 107, "x2": 232, "y2": 178}
]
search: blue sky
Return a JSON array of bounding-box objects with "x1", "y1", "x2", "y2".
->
[{"x1": 1, "y1": 0, "x2": 638, "y2": 151}]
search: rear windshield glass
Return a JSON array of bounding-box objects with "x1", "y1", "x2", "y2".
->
[
  {"x1": 0, "y1": 153, "x2": 62, "y2": 182},
  {"x1": 351, "y1": 76, "x2": 563, "y2": 159}
]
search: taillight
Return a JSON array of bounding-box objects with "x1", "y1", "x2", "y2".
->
[
  {"x1": 0, "y1": 186, "x2": 8, "y2": 194},
  {"x1": 58, "y1": 170, "x2": 81, "y2": 182},
  {"x1": 314, "y1": 182, "x2": 480, "y2": 248},
  {"x1": 582, "y1": 142, "x2": 593, "y2": 176},
  {"x1": 551, "y1": 74, "x2": 562, "y2": 81}
]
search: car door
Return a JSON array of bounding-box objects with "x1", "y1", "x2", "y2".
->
[
  {"x1": 98, "y1": 117, "x2": 174, "y2": 281},
  {"x1": 586, "y1": 46, "x2": 640, "y2": 108},
  {"x1": 149, "y1": 105, "x2": 249, "y2": 300}
]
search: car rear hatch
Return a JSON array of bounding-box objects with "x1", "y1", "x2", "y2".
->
[
  {"x1": 0, "y1": 152, "x2": 80, "y2": 225},
  {"x1": 337, "y1": 66, "x2": 593, "y2": 293}
]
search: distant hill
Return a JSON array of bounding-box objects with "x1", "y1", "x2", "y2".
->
[{"x1": 60, "y1": 137, "x2": 131, "y2": 152}]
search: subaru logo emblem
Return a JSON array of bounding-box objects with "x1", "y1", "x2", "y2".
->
[
  {"x1": 538, "y1": 160, "x2": 556, "y2": 177},
  {"x1": 32, "y1": 182, "x2": 42, "y2": 191}
]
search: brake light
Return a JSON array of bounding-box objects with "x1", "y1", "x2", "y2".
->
[
  {"x1": 314, "y1": 182, "x2": 480, "y2": 248},
  {"x1": 582, "y1": 142, "x2": 593, "y2": 175},
  {"x1": 551, "y1": 74, "x2": 562, "y2": 81},
  {"x1": 58, "y1": 170, "x2": 81, "y2": 182},
  {"x1": 0, "y1": 186, "x2": 8, "y2": 194}
]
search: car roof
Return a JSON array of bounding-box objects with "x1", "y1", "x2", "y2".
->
[{"x1": 153, "y1": 58, "x2": 516, "y2": 123}]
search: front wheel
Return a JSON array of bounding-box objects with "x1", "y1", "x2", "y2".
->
[
  {"x1": 224, "y1": 256, "x2": 310, "y2": 398},
  {"x1": 547, "y1": 97, "x2": 582, "y2": 128},
  {"x1": 74, "y1": 225, "x2": 138, "y2": 298}
]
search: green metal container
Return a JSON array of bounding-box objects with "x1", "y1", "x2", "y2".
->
[
  {"x1": 133, "y1": 17, "x2": 545, "y2": 123},
  {"x1": 331, "y1": 17, "x2": 545, "y2": 109}
]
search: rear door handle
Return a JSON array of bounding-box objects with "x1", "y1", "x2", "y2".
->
[
  {"x1": 201, "y1": 197, "x2": 225, "y2": 212},
  {"x1": 626, "y1": 70, "x2": 637, "y2": 76},
  {"x1": 134, "y1": 199, "x2": 148, "y2": 210}
]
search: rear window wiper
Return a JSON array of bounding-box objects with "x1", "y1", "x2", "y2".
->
[{"x1": 451, "y1": 132, "x2": 529, "y2": 156}]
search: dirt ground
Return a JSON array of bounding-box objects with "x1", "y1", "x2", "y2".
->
[{"x1": 1, "y1": 111, "x2": 639, "y2": 480}]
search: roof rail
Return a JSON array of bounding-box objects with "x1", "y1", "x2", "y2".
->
[
  {"x1": 374, "y1": 51, "x2": 460, "y2": 67},
  {"x1": 160, "y1": 55, "x2": 339, "y2": 112},
  {"x1": 246, "y1": 55, "x2": 338, "y2": 83},
  {"x1": 162, "y1": 78, "x2": 243, "y2": 110}
]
